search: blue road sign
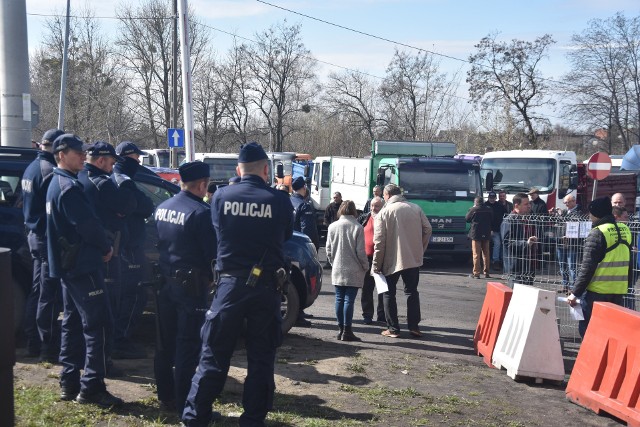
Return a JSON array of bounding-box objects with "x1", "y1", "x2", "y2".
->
[{"x1": 167, "y1": 128, "x2": 185, "y2": 148}]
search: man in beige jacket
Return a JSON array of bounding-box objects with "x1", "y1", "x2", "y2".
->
[{"x1": 372, "y1": 184, "x2": 432, "y2": 338}]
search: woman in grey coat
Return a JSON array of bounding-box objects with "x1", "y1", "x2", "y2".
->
[{"x1": 326, "y1": 200, "x2": 369, "y2": 341}]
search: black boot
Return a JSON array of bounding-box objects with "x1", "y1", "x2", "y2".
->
[
  {"x1": 341, "y1": 326, "x2": 361, "y2": 342},
  {"x1": 337, "y1": 326, "x2": 344, "y2": 340}
]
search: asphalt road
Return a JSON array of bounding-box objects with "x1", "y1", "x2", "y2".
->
[{"x1": 303, "y1": 251, "x2": 487, "y2": 344}]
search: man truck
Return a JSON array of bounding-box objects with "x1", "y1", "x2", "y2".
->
[{"x1": 311, "y1": 140, "x2": 487, "y2": 260}]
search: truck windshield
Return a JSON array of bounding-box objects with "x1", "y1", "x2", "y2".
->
[
  {"x1": 482, "y1": 158, "x2": 555, "y2": 193},
  {"x1": 202, "y1": 158, "x2": 239, "y2": 182},
  {"x1": 272, "y1": 159, "x2": 293, "y2": 175},
  {"x1": 156, "y1": 151, "x2": 186, "y2": 168},
  {"x1": 398, "y1": 164, "x2": 481, "y2": 199}
]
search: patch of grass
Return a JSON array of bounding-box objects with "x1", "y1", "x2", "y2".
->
[
  {"x1": 276, "y1": 357, "x2": 289, "y2": 364},
  {"x1": 303, "y1": 359, "x2": 319, "y2": 366},
  {"x1": 339, "y1": 385, "x2": 480, "y2": 422},
  {"x1": 340, "y1": 384, "x2": 421, "y2": 402},
  {"x1": 424, "y1": 363, "x2": 456, "y2": 380},
  {"x1": 15, "y1": 385, "x2": 108, "y2": 426},
  {"x1": 390, "y1": 354, "x2": 415, "y2": 373},
  {"x1": 346, "y1": 354, "x2": 367, "y2": 374},
  {"x1": 267, "y1": 393, "x2": 374, "y2": 426}
]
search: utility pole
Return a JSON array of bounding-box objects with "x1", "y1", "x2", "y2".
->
[
  {"x1": 177, "y1": 0, "x2": 195, "y2": 162},
  {"x1": 58, "y1": 0, "x2": 71, "y2": 130},
  {"x1": 0, "y1": 0, "x2": 31, "y2": 147},
  {"x1": 170, "y1": 0, "x2": 179, "y2": 168}
]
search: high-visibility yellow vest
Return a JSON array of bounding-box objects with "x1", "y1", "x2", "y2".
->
[{"x1": 588, "y1": 222, "x2": 631, "y2": 294}]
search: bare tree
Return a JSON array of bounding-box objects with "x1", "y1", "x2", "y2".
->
[
  {"x1": 30, "y1": 7, "x2": 133, "y2": 142},
  {"x1": 245, "y1": 21, "x2": 316, "y2": 152},
  {"x1": 115, "y1": 0, "x2": 210, "y2": 147},
  {"x1": 562, "y1": 12, "x2": 640, "y2": 150},
  {"x1": 217, "y1": 41, "x2": 253, "y2": 145},
  {"x1": 379, "y1": 49, "x2": 459, "y2": 141},
  {"x1": 467, "y1": 33, "x2": 555, "y2": 148},
  {"x1": 192, "y1": 52, "x2": 229, "y2": 152},
  {"x1": 323, "y1": 70, "x2": 381, "y2": 141}
]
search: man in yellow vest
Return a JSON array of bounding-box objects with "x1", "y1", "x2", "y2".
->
[{"x1": 567, "y1": 196, "x2": 632, "y2": 338}]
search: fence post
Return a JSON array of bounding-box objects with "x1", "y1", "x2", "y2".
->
[{"x1": 0, "y1": 248, "x2": 15, "y2": 426}]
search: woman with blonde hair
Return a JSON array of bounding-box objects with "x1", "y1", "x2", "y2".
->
[{"x1": 326, "y1": 200, "x2": 369, "y2": 341}]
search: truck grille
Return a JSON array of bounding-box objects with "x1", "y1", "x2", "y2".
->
[{"x1": 429, "y1": 216, "x2": 466, "y2": 231}]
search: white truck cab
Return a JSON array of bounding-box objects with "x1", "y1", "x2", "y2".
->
[
  {"x1": 140, "y1": 149, "x2": 186, "y2": 168},
  {"x1": 481, "y1": 150, "x2": 577, "y2": 210}
]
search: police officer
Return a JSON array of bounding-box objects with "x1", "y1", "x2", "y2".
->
[
  {"x1": 182, "y1": 142, "x2": 293, "y2": 427},
  {"x1": 46, "y1": 134, "x2": 123, "y2": 407},
  {"x1": 290, "y1": 176, "x2": 319, "y2": 250},
  {"x1": 111, "y1": 141, "x2": 154, "y2": 358},
  {"x1": 290, "y1": 176, "x2": 318, "y2": 327},
  {"x1": 154, "y1": 161, "x2": 216, "y2": 415},
  {"x1": 22, "y1": 128, "x2": 64, "y2": 362},
  {"x1": 79, "y1": 142, "x2": 137, "y2": 368}
]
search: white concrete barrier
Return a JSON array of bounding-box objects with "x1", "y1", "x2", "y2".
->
[{"x1": 492, "y1": 283, "x2": 565, "y2": 382}]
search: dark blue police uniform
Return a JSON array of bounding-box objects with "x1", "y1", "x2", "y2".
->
[
  {"x1": 79, "y1": 142, "x2": 137, "y2": 361},
  {"x1": 154, "y1": 161, "x2": 216, "y2": 415},
  {"x1": 111, "y1": 148, "x2": 155, "y2": 350},
  {"x1": 21, "y1": 128, "x2": 64, "y2": 360},
  {"x1": 182, "y1": 143, "x2": 293, "y2": 427},
  {"x1": 46, "y1": 134, "x2": 120, "y2": 405},
  {"x1": 290, "y1": 178, "x2": 319, "y2": 249}
]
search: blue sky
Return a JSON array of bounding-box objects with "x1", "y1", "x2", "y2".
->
[{"x1": 25, "y1": 0, "x2": 640, "y2": 122}]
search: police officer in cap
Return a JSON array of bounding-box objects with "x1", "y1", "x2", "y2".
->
[
  {"x1": 79, "y1": 142, "x2": 137, "y2": 366},
  {"x1": 291, "y1": 176, "x2": 319, "y2": 250},
  {"x1": 22, "y1": 128, "x2": 64, "y2": 362},
  {"x1": 182, "y1": 142, "x2": 293, "y2": 427},
  {"x1": 111, "y1": 141, "x2": 155, "y2": 358},
  {"x1": 154, "y1": 161, "x2": 217, "y2": 415},
  {"x1": 46, "y1": 134, "x2": 123, "y2": 407},
  {"x1": 290, "y1": 175, "x2": 318, "y2": 327}
]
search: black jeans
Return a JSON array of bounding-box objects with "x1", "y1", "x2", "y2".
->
[
  {"x1": 383, "y1": 267, "x2": 421, "y2": 333},
  {"x1": 361, "y1": 258, "x2": 384, "y2": 321}
]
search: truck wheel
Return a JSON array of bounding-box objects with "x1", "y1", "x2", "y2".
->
[
  {"x1": 280, "y1": 281, "x2": 300, "y2": 334},
  {"x1": 13, "y1": 276, "x2": 26, "y2": 335}
]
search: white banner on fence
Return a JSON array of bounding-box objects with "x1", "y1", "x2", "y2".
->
[{"x1": 565, "y1": 221, "x2": 592, "y2": 238}]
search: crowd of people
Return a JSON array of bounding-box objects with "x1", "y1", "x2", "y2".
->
[
  {"x1": 19, "y1": 129, "x2": 635, "y2": 425},
  {"x1": 466, "y1": 187, "x2": 633, "y2": 338}
]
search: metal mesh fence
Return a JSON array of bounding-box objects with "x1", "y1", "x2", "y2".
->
[{"x1": 500, "y1": 213, "x2": 639, "y2": 343}]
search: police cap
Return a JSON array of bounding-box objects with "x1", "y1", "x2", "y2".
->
[
  {"x1": 52, "y1": 134, "x2": 91, "y2": 153},
  {"x1": 179, "y1": 161, "x2": 210, "y2": 182},
  {"x1": 42, "y1": 129, "x2": 64, "y2": 146},
  {"x1": 291, "y1": 176, "x2": 306, "y2": 191},
  {"x1": 116, "y1": 141, "x2": 146, "y2": 156},
  {"x1": 87, "y1": 141, "x2": 123, "y2": 161},
  {"x1": 238, "y1": 142, "x2": 268, "y2": 163}
]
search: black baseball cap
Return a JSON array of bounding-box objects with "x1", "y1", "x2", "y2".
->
[{"x1": 52, "y1": 134, "x2": 91, "y2": 153}]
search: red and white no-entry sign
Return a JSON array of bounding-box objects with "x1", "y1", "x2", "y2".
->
[{"x1": 587, "y1": 152, "x2": 612, "y2": 181}]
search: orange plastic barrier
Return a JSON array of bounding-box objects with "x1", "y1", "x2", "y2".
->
[
  {"x1": 566, "y1": 302, "x2": 640, "y2": 426},
  {"x1": 473, "y1": 282, "x2": 513, "y2": 368}
]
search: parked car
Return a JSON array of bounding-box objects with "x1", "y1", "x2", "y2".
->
[{"x1": 0, "y1": 147, "x2": 322, "y2": 335}]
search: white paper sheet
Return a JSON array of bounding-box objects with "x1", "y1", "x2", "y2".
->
[
  {"x1": 557, "y1": 296, "x2": 584, "y2": 320},
  {"x1": 372, "y1": 272, "x2": 388, "y2": 294}
]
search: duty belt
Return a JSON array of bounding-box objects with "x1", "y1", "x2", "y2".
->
[{"x1": 219, "y1": 269, "x2": 256, "y2": 278}]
